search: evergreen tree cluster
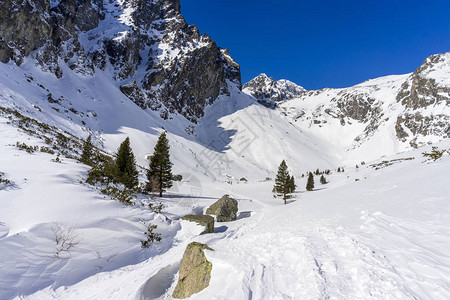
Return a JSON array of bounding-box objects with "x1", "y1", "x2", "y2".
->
[
  {"x1": 273, "y1": 160, "x2": 296, "y2": 204},
  {"x1": 273, "y1": 162, "x2": 335, "y2": 203},
  {"x1": 86, "y1": 132, "x2": 173, "y2": 197},
  {"x1": 86, "y1": 136, "x2": 138, "y2": 189}
]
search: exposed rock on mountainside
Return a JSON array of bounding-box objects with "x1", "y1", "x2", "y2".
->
[
  {"x1": 395, "y1": 53, "x2": 450, "y2": 145},
  {"x1": 243, "y1": 73, "x2": 306, "y2": 102},
  {"x1": 0, "y1": 0, "x2": 241, "y2": 122},
  {"x1": 278, "y1": 52, "x2": 450, "y2": 150}
]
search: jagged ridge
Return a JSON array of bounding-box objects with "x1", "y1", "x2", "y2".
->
[
  {"x1": 0, "y1": 0, "x2": 241, "y2": 123},
  {"x1": 243, "y1": 73, "x2": 306, "y2": 102}
]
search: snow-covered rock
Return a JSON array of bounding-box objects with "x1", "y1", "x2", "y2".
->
[{"x1": 243, "y1": 73, "x2": 306, "y2": 102}]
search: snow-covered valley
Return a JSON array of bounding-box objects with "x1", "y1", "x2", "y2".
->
[
  {"x1": 1, "y1": 0, "x2": 450, "y2": 299},
  {"x1": 1, "y1": 55, "x2": 450, "y2": 299}
]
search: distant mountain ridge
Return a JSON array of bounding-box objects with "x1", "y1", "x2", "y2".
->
[
  {"x1": 278, "y1": 52, "x2": 450, "y2": 150},
  {"x1": 243, "y1": 73, "x2": 306, "y2": 101}
]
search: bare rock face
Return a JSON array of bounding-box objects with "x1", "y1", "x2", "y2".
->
[
  {"x1": 0, "y1": 0, "x2": 52, "y2": 64},
  {"x1": 172, "y1": 242, "x2": 213, "y2": 299},
  {"x1": 0, "y1": 0, "x2": 241, "y2": 123},
  {"x1": 395, "y1": 53, "x2": 450, "y2": 146}
]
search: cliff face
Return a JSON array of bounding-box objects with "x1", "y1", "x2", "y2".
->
[
  {"x1": 0, "y1": 0, "x2": 241, "y2": 122},
  {"x1": 395, "y1": 53, "x2": 450, "y2": 146}
]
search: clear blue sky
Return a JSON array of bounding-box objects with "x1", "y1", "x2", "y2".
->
[{"x1": 180, "y1": 0, "x2": 450, "y2": 90}]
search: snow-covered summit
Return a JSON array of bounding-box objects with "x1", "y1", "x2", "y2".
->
[
  {"x1": 0, "y1": 0, "x2": 240, "y2": 123},
  {"x1": 243, "y1": 73, "x2": 306, "y2": 102}
]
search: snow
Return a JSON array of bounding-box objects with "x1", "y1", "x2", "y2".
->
[{"x1": 7, "y1": 140, "x2": 450, "y2": 300}]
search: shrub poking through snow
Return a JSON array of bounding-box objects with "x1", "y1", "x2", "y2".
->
[
  {"x1": 320, "y1": 175, "x2": 327, "y2": 184},
  {"x1": 0, "y1": 172, "x2": 11, "y2": 186},
  {"x1": 80, "y1": 135, "x2": 94, "y2": 165},
  {"x1": 51, "y1": 224, "x2": 81, "y2": 259},
  {"x1": 141, "y1": 224, "x2": 162, "y2": 248},
  {"x1": 148, "y1": 202, "x2": 163, "y2": 213},
  {"x1": 101, "y1": 186, "x2": 135, "y2": 205},
  {"x1": 422, "y1": 146, "x2": 447, "y2": 161}
]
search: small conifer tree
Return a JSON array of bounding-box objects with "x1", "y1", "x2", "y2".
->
[
  {"x1": 147, "y1": 131, "x2": 173, "y2": 197},
  {"x1": 306, "y1": 172, "x2": 314, "y2": 191},
  {"x1": 274, "y1": 160, "x2": 294, "y2": 204},
  {"x1": 287, "y1": 175, "x2": 296, "y2": 193},
  {"x1": 80, "y1": 135, "x2": 94, "y2": 165},
  {"x1": 116, "y1": 137, "x2": 139, "y2": 189},
  {"x1": 320, "y1": 175, "x2": 327, "y2": 184}
]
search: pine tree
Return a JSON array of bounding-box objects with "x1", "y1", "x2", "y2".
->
[
  {"x1": 287, "y1": 175, "x2": 296, "y2": 193},
  {"x1": 116, "y1": 137, "x2": 139, "y2": 189},
  {"x1": 306, "y1": 172, "x2": 314, "y2": 191},
  {"x1": 147, "y1": 131, "x2": 173, "y2": 197},
  {"x1": 80, "y1": 135, "x2": 94, "y2": 165},
  {"x1": 274, "y1": 160, "x2": 293, "y2": 204},
  {"x1": 320, "y1": 174, "x2": 327, "y2": 184}
]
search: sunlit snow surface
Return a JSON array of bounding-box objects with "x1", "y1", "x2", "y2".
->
[{"x1": 0, "y1": 56, "x2": 449, "y2": 299}]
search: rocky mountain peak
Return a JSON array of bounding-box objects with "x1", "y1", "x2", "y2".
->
[
  {"x1": 0, "y1": 0, "x2": 241, "y2": 123},
  {"x1": 243, "y1": 73, "x2": 306, "y2": 102},
  {"x1": 394, "y1": 52, "x2": 450, "y2": 146}
]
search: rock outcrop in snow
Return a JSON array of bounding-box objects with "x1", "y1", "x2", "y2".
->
[
  {"x1": 243, "y1": 73, "x2": 306, "y2": 102},
  {"x1": 181, "y1": 215, "x2": 215, "y2": 235},
  {"x1": 172, "y1": 242, "x2": 214, "y2": 298},
  {"x1": 0, "y1": 0, "x2": 241, "y2": 123},
  {"x1": 206, "y1": 194, "x2": 238, "y2": 222},
  {"x1": 395, "y1": 53, "x2": 450, "y2": 146}
]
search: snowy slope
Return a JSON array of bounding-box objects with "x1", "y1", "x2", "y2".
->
[
  {"x1": 1, "y1": 48, "x2": 450, "y2": 299},
  {"x1": 278, "y1": 74, "x2": 411, "y2": 164},
  {"x1": 17, "y1": 139, "x2": 450, "y2": 300}
]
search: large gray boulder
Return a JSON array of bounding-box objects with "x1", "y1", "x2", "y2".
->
[
  {"x1": 206, "y1": 195, "x2": 238, "y2": 222},
  {"x1": 172, "y1": 242, "x2": 214, "y2": 298},
  {"x1": 181, "y1": 215, "x2": 214, "y2": 235}
]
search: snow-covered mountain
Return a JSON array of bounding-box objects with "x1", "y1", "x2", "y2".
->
[
  {"x1": 0, "y1": 0, "x2": 240, "y2": 123},
  {"x1": 243, "y1": 73, "x2": 306, "y2": 102},
  {"x1": 280, "y1": 52, "x2": 450, "y2": 155}
]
